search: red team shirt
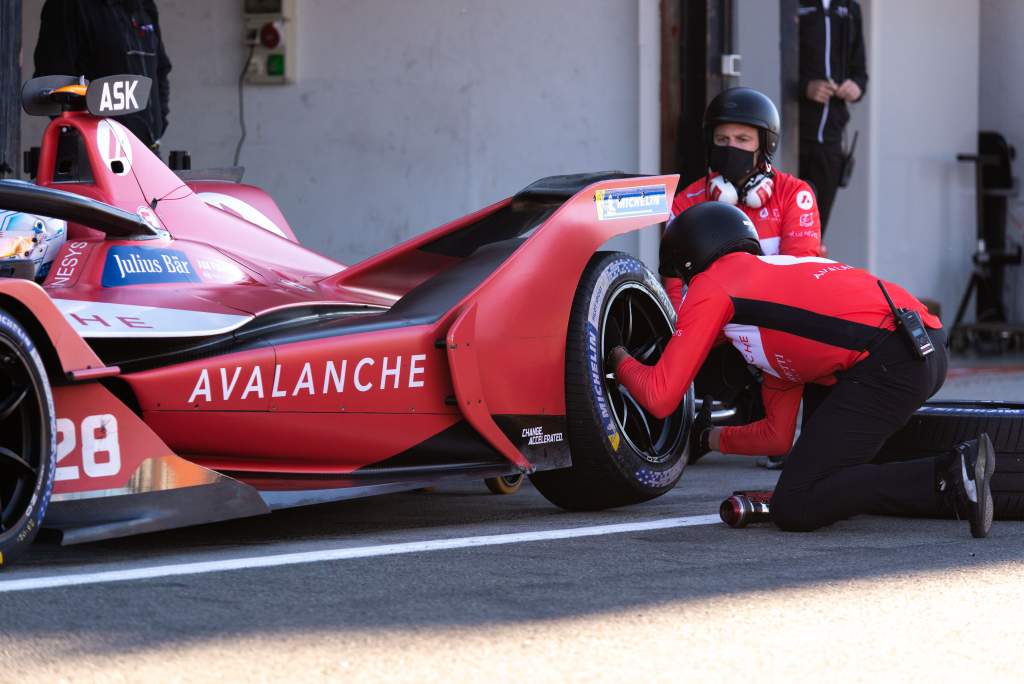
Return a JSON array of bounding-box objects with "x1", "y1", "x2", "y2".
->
[
  {"x1": 663, "y1": 171, "x2": 823, "y2": 308},
  {"x1": 617, "y1": 252, "x2": 941, "y2": 456}
]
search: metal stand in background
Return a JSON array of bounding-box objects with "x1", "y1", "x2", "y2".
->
[{"x1": 952, "y1": 132, "x2": 1023, "y2": 354}]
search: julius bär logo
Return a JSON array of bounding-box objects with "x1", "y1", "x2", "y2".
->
[{"x1": 101, "y1": 246, "x2": 200, "y2": 287}]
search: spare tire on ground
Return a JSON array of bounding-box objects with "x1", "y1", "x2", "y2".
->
[
  {"x1": 873, "y1": 401, "x2": 1024, "y2": 519},
  {"x1": 530, "y1": 252, "x2": 694, "y2": 510}
]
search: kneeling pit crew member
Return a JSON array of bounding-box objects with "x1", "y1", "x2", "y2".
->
[
  {"x1": 664, "y1": 87, "x2": 823, "y2": 311},
  {"x1": 610, "y1": 202, "x2": 995, "y2": 537}
]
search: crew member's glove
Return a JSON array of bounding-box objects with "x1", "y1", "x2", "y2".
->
[
  {"x1": 606, "y1": 346, "x2": 629, "y2": 375},
  {"x1": 605, "y1": 318, "x2": 624, "y2": 350},
  {"x1": 604, "y1": 319, "x2": 626, "y2": 374},
  {"x1": 688, "y1": 394, "x2": 714, "y2": 464}
]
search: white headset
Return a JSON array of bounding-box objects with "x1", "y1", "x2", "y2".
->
[{"x1": 708, "y1": 172, "x2": 775, "y2": 209}]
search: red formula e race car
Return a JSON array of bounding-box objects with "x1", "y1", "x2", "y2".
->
[{"x1": 0, "y1": 75, "x2": 693, "y2": 567}]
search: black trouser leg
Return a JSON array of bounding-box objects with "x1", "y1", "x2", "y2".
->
[
  {"x1": 771, "y1": 329, "x2": 950, "y2": 532},
  {"x1": 800, "y1": 382, "x2": 831, "y2": 426},
  {"x1": 799, "y1": 142, "x2": 844, "y2": 235}
]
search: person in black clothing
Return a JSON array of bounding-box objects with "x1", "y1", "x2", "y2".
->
[
  {"x1": 798, "y1": 0, "x2": 867, "y2": 235},
  {"x1": 33, "y1": 0, "x2": 172, "y2": 150}
]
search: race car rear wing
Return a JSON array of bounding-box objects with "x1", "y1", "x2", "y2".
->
[
  {"x1": 22, "y1": 74, "x2": 152, "y2": 118},
  {"x1": 326, "y1": 171, "x2": 660, "y2": 302},
  {"x1": 0, "y1": 180, "x2": 161, "y2": 239}
]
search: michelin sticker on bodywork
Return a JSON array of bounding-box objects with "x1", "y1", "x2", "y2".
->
[{"x1": 595, "y1": 185, "x2": 668, "y2": 221}]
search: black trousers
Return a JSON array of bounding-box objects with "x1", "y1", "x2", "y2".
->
[
  {"x1": 771, "y1": 328, "x2": 950, "y2": 532},
  {"x1": 799, "y1": 142, "x2": 845, "y2": 235}
]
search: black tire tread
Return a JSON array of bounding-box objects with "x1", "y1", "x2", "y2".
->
[
  {"x1": 0, "y1": 310, "x2": 55, "y2": 567},
  {"x1": 994, "y1": 493, "x2": 1024, "y2": 519},
  {"x1": 530, "y1": 252, "x2": 685, "y2": 510},
  {"x1": 873, "y1": 401, "x2": 1024, "y2": 520},
  {"x1": 877, "y1": 402, "x2": 1024, "y2": 459}
]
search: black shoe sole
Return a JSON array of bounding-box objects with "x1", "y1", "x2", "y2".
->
[{"x1": 971, "y1": 433, "x2": 996, "y2": 538}]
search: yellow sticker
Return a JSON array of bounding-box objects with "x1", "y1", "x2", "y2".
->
[
  {"x1": 609, "y1": 432, "x2": 620, "y2": 451},
  {"x1": 0, "y1": 551, "x2": 5, "y2": 566}
]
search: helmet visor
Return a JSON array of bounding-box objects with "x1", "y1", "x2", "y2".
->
[{"x1": 0, "y1": 234, "x2": 37, "y2": 259}]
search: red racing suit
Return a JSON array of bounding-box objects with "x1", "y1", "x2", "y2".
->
[
  {"x1": 664, "y1": 171, "x2": 823, "y2": 309},
  {"x1": 616, "y1": 252, "x2": 941, "y2": 456}
]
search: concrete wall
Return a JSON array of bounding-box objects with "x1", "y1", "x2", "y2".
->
[
  {"x1": 737, "y1": 0, "x2": 977, "y2": 327},
  {"x1": 865, "y1": 0, "x2": 978, "y2": 320},
  {"x1": 736, "y1": 0, "x2": 780, "y2": 115},
  {"x1": 824, "y1": 0, "x2": 871, "y2": 270},
  {"x1": 979, "y1": 0, "x2": 1024, "y2": 319},
  {"x1": 21, "y1": 1, "x2": 647, "y2": 265},
  {"x1": 980, "y1": 0, "x2": 1024, "y2": 185},
  {"x1": 736, "y1": 0, "x2": 871, "y2": 270}
]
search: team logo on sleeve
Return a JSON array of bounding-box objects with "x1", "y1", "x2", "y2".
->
[{"x1": 796, "y1": 190, "x2": 814, "y2": 210}]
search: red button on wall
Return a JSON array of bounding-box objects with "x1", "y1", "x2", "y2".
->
[{"x1": 260, "y1": 22, "x2": 281, "y2": 49}]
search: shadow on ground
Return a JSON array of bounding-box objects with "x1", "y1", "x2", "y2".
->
[{"x1": 2, "y1": 453, "x2": 1021, "y2": 660}]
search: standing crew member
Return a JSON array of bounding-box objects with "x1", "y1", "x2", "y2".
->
[
  {"x1": 798, "y1": 0, "x2": 868, "y2": 234},
  {"x1": 33, "y1": 0, "x2": 172, "y2": 151},
  {"x1": 612, "y1": 202, "x2": 994, "y2": 537},
  {"x1": 666, "y1": 87, "x2": 822, "y2": 311}
]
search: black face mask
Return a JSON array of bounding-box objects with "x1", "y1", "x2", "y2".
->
[{"x1": 708, "y1": 145, "x2": 758, "y2": 187}]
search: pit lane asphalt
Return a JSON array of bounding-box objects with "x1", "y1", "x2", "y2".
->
[{"x1": 2, "y1": 369, "x2": 1024, "y2": 682}]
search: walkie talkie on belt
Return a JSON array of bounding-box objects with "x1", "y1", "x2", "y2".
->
[{"x1": 877, "y1": 281, "x2": 934, "y2": 359}]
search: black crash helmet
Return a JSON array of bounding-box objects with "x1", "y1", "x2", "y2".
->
[
  {"x1": 703, "y1": 87, "x2": 781, "y2": 165},
  {"x1": 659, "y1": 202, "x2": 763, "y2": 283}
]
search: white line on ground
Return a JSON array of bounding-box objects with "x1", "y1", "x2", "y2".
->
[{"x1": 0, "y1": 514, "x2": 721, "y2": 593}]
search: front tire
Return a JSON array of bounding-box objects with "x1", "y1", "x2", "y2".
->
[
  {"x1": 0, "y1": 310, "x2": 56, "y2": 568},
  {"x1": 531, "y1": 252, "x2": 694, "y2": 510}
]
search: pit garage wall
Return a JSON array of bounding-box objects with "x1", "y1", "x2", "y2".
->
[
  {"x1": 737, "y1": 0, "x2": 871, "y2": 270},
  {"x1": 21, "y1": 1, "x2": 650, "y2": 266},
  {"x1": 736, "y1": 0, "x2": 781, "y2": 114},
  {"x1": 739, "y1": 1, "x2": 978, "y2": 324},
  {"x1": 979, "y1": 0, "x2": 1024, "y2": 322},
  {"x1": 737, "y1": 0, "x2": 873, "y2": 269},
  {"x1": 864, "y1": 0, "x2": 979, "y2": 320}
]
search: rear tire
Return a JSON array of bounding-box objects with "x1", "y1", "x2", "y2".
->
[
  {"x1": 531, "y1": 252, "x2": 693, "y2": 510},
  {"x1": 873, "y1": 401, "x2": 1024, "y2": 519},
  {"x1": 485, "y1": 474, "x2": 524, "y2": 495},
  {"x1": 0, "y1": 310, "x2": 56, "y2": 568}
]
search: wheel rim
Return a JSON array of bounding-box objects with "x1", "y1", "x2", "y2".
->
[
  {"x1": 0, "y1": 335, "x2": 46, "y2": 538},
  {"x1": 601, "y1": 283, "x2": 689, "y2": 464}
]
